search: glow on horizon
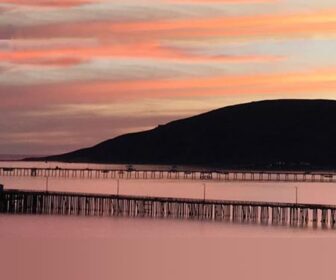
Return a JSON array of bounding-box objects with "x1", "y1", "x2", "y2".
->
[{"x1": 0, "y1": 0, "x2": 336, "y2": 154}]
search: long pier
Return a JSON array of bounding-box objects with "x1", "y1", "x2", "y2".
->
[
  {"x1": 1, "y1": 167, "x2": 336, "y2": 183},
  {"x1": 1, "y1": 189, "x2": 336, "y2": 228}
]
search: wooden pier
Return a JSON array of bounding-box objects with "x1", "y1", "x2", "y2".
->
[
  {"x1": 1, "y1": 189, "x2": 336, "y2": 228},
  {"x1": 1, "y1": 167, "x2": 336, "y2": 183}
]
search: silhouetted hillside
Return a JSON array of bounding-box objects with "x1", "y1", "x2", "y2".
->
[{"x1": 28, "y1": 99, "x2": 336, "y2": 170}]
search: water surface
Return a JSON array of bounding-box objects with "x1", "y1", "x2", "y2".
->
[
  {"x1": 1, "y1": 215, "x2": 336, "y2": 280},
  {"x1": 1, "y1": 161, "x2": 336, "y2": 280}
]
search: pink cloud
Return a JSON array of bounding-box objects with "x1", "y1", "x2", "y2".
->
[
  {"x1": 4, "y1": 10, "x2": 336, "y2": 41},
  {"x1": 2, "y1": 0, "x2": 96, "y2": 7}
]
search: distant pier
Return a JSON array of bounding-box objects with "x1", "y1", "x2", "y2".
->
[
  {"x1": 1, "y1": 189, "x2": 336, "y2": 228},
  {"x1": 0, "y1": 166, "x2": 336, "y2": 183}
]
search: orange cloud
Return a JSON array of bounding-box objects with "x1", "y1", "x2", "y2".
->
[
  {"x1": 107, "y1": 10, "x2": 336, "y2": 38},
  {"x1": 1, "y1": 68, "x2": 335, "y2": 110},
  {"x1": 82, "y1": 69, "x2": 336, "y2": 96},
  {"x1": 1, "y1": 42, "x2": 283, "y2": 64},
  {"x1": 168, "y1": 0, "x2": 276, "y2": 2}
]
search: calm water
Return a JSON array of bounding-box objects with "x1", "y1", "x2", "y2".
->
[
  {"x1": 1, "y1": 215, "x2": 336, "y2": 280},
  {"x1": 1, "y1": 161, "x2": 336, "y2": 280}
]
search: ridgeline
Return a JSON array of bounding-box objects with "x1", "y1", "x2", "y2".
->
[{"x1": 27, "y1": 99, "x2": 336, "y2": 170}]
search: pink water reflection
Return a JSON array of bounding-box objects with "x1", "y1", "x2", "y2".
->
[{"x1": 0, "y1": 215, "x2": 336, "y2": 280}]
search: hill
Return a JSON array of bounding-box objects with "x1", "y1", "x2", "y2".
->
[{"x1": 27, "y1": 99, "x2": 336, "y2": 170}]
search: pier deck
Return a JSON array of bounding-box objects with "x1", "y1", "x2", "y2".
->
[{"x1": 1, "y1": 167, "x2": 336, "y2": 183}]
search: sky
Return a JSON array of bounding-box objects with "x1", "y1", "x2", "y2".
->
[{"x1": 1, "y1": 0, "x2": 336, "y2": 155}]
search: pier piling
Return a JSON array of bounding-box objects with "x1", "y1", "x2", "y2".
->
[{"x1": 1, "y1": 189, "x2": 336, "y2": 228}]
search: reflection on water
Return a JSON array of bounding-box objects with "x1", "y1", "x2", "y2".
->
[{"x1": 0, "y1": 215, "x2": 336, "y2": 280}]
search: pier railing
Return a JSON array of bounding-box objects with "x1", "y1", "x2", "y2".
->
[
  {"x1": 1, "y1": 189, "x2": 335, "y2": 228},
  {"x1": 1, "y1": 167, "x2": 336, "y2": 183}
]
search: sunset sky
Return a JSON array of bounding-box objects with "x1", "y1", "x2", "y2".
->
[{"x1": 1, "y1": 0, "x2": 336, "y2": 155}]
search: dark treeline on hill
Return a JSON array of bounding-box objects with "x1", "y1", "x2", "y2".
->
[{"x1": 28, "y1": 99, "x2": 336, "y2": 170}]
